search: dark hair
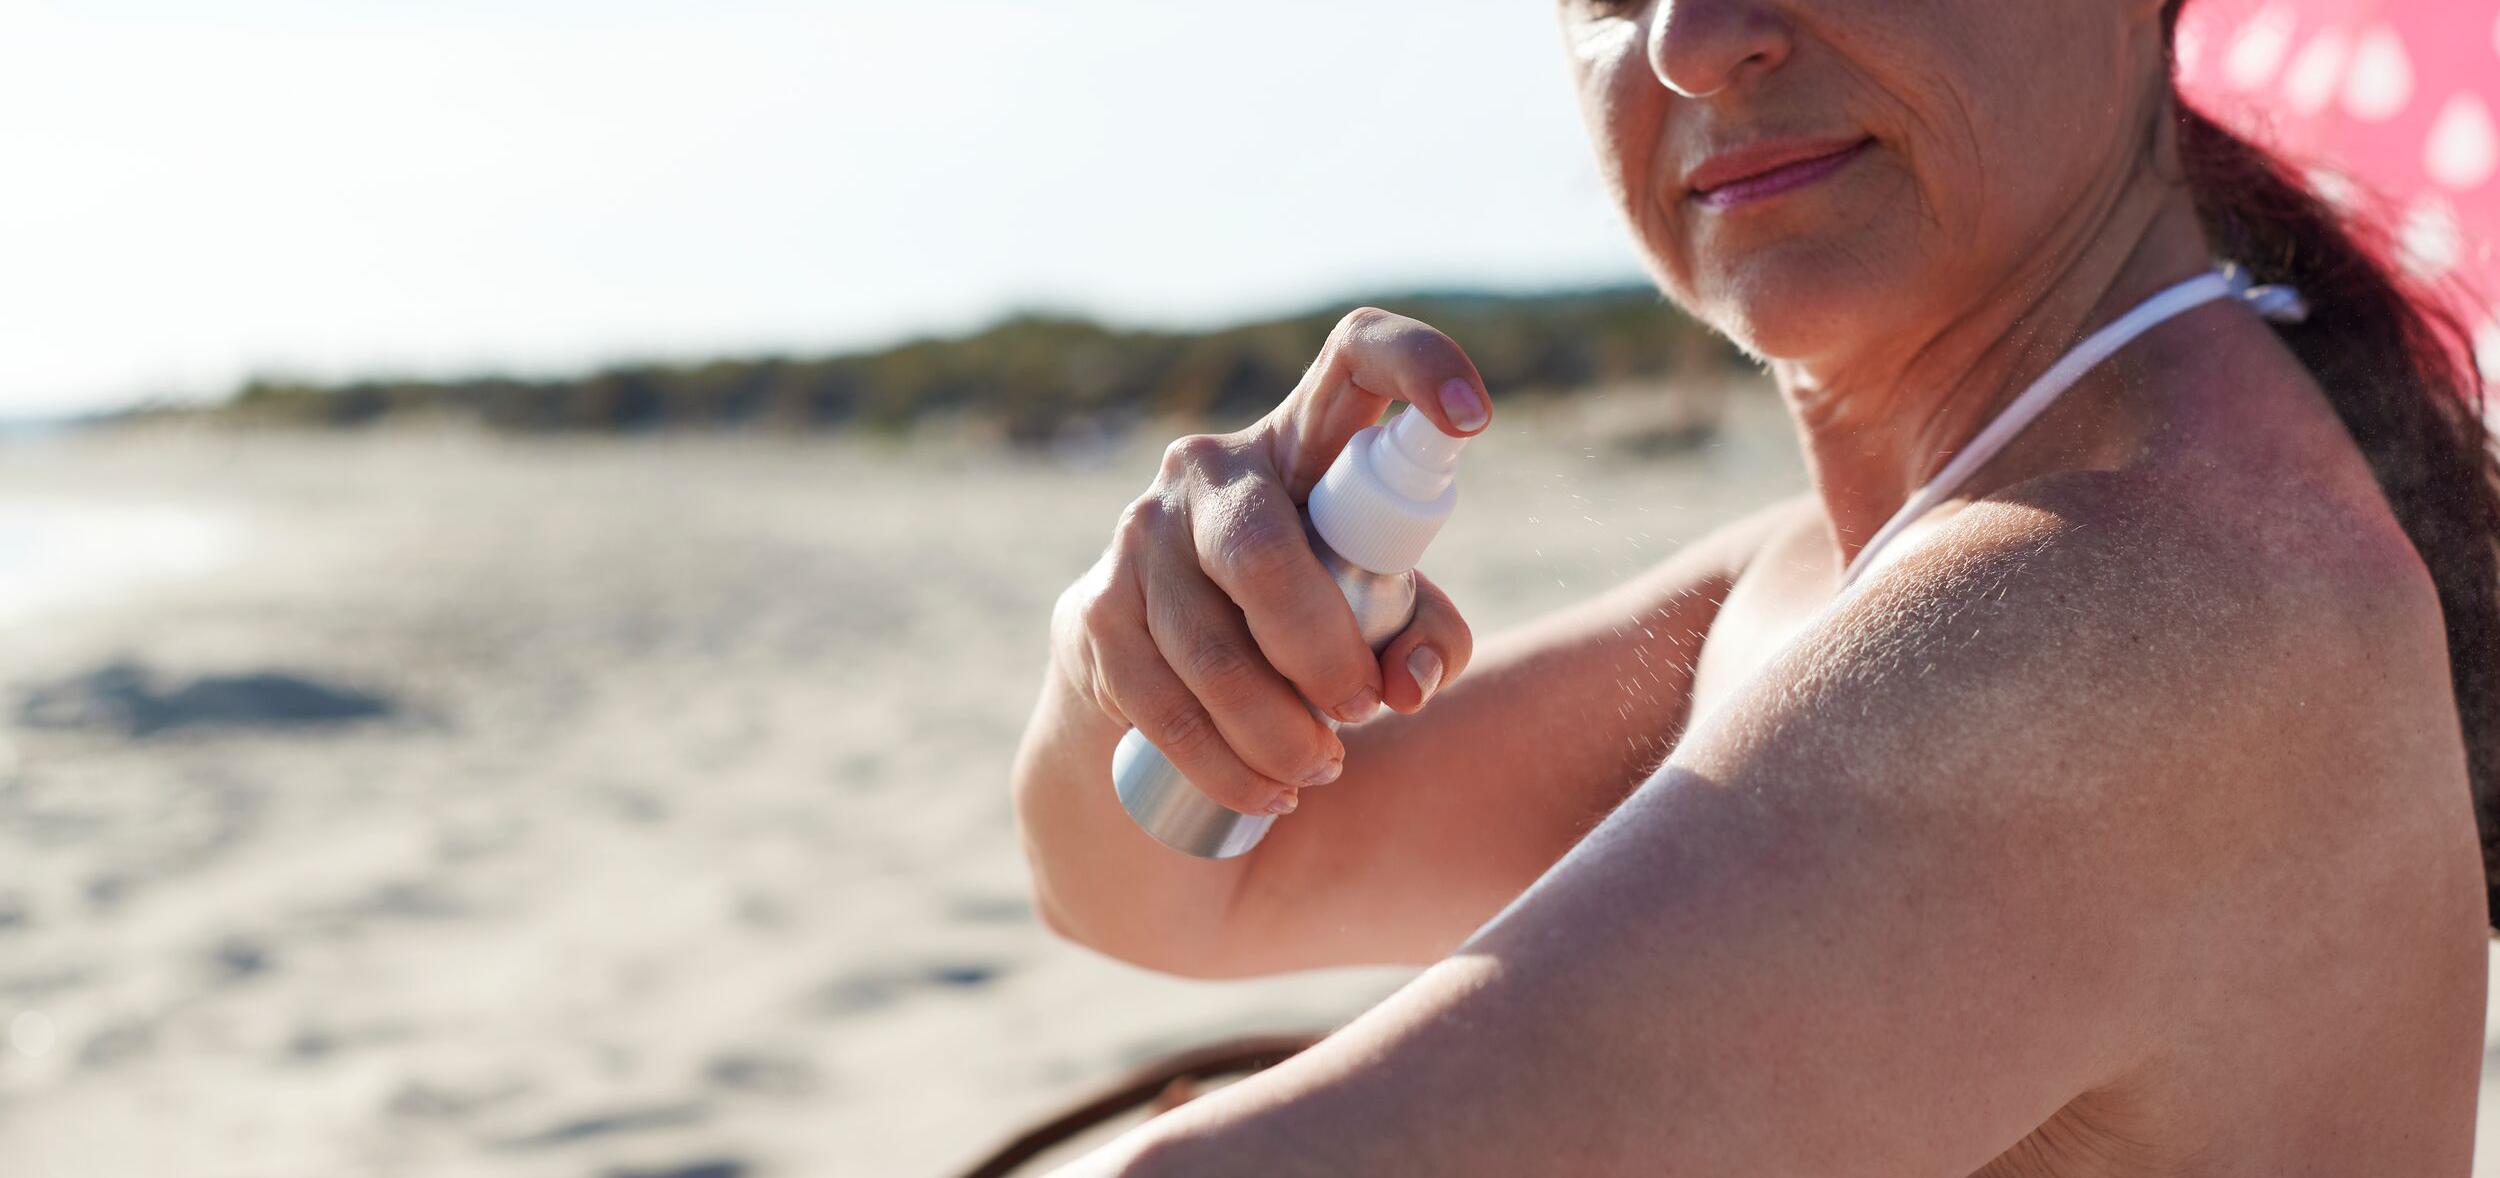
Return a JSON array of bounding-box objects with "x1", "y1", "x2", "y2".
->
[{"x1": 2157, "y1": 2, "x2": 2500, "y2": 928}]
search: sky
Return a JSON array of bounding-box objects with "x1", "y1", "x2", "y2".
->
[{"x1": 0, "y1": 1, "x2": 1649, "y2": 419}]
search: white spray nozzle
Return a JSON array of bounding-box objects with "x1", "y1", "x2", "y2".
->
[
  {"x1": 1373, "y1": 406, "x2": 1470, "y2": 500},
  {"x1": 1306, "y1": 408, "x2": 1473, "y2": 575}
]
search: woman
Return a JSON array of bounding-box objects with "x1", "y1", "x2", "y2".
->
[{"x1": 1011, "y1": 0, "x2": 2500, "y2": 1172}]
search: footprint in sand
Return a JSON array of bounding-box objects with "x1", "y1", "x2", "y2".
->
[
  {"x1": 19, "y1": 660, "x2": 395, "y2": 737},
  {"x1": 816, "y1": 959, "x2": 1006, "y2": 1016},
  {"x1": 703, "y1": 1049, "x2": 820, "y2": 1098},
  {"x1": 604, "y1": 1161, "x2": 749, "y2": 1178}
]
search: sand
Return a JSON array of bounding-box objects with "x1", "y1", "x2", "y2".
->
[{"x1": 1, "y1": 387, "x2": 2495, "y2": 1177}]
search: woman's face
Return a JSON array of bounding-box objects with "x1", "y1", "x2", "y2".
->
[{"x1": 1560, "y1": 0, "x2": 2169, "y2": 370}]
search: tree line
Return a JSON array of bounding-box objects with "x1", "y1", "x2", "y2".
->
[{"x1": 173, "y1": 284, "x2": 1743, "y2": 445}]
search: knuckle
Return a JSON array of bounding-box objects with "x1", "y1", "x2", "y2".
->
[
  {"x1": 1335, "y1": 307, "x2": 1470, "y2": 381},
  {"x1": 1061, "y1": 562, "x2": 1123, "y2": 629},
  {"x1": 1148, "y1": 699, "x2": 1224, "y2": 763},
  {"x1": 1111, "y1": 496, "x2": 1172, "y2": 548},
  {"x1": 1073, "y1": 586, "x2": 1124, "y2": 638},
  {"x1": 1244, "y1": 725, "x2": 1333, "y2": 785},
  {"x1": 1310, "y1": 654, "x2": 1375, "y2": 705},
  {"x1": 1199, "y1": 773, "x2": 1270, "y2": 811},
  {"x1": 1086, "y1": 677, "x2": 1124, "y2": 724},
  {"x1": 1179, "y1": 633, "x2": 1259, "y2": 698},
  {"x1": 1385, "y1": 320, "x2": 1464, "y2": 370},
  {"x1": 1158, "y1": 432, "x2": 1227, "y2": 478},
  {"x1": 1075, "y1": 663, "x2": 1127, "y2": 725},
  {"x1": 1334, "y1": 305, "x2": 1394, "y2": 343},
  {"x1": 1212, "y1": 508, "x2": 1306, "y2": 589},
  {"x1": 1426, "y1": 596, "x2": 1474, "y2": 658}
]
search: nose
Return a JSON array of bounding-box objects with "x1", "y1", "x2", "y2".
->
[{"x1": 1647, "y1": 0, "x2": 1792, "y2": 98}]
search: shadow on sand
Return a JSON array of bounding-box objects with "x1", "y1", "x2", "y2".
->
[{"x1": 20, "y1": 660, "x2": 396, "y2": 737}]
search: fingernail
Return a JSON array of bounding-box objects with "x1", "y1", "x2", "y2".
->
[
  {"x1": 1335, "y1": 686, "x2": 1381, "y2": 725},
  {"x1": 1438, "y1": 378, "x2": 1488, "y2": 432},
  {"x1": 1264, "y1": 789, "x2": 1300, "y2": 816},
  {"x1": 1302, "y1": 756, "x2": 1342, "y2": 787},
  {"x1": 1407, "y1": 645, "x2": 1445, "y2": 704}
]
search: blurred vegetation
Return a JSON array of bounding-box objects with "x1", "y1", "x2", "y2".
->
[{"x1": 151, "y1": 285, "x2": 1745, "y2": 446}]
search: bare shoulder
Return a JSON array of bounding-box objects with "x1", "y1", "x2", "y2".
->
[
  {"x1": 1981, "y1": 464, "x2": 2446, "y2": 717},
  {"x1": 1680, "y1": 458, "x2": 2475, "y2": 936},
  {"x1": 1670, "y1": 461, "x2": 2457, "y2": 818},
  {"x1": 1415, "y1": 458, "x2": 2485, "y2": 1172},
  {"x1": 1977, "y1": 463, "x2": 2471, "y2": 859},
  {"x1": 1808, "y1": 462, "x2": 2448, "y2": 725},
  {"x1": 1642, "y1": 461, "x2": 2483, "y2": 1091}
]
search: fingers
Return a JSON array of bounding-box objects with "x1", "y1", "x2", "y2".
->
[
  {"x1": 1378, "y1": 570, "x2": 1474, "y2": 715},
  {"x1": 1101, "y1": 652, "x2": 1299, "y2": 818},
  {"x1": 1137, "y1": 519, "x2": 1346, "y2": 813},
  {"x1": 1070, "y1": 307, "x2": 1488, "y2": 819},
  {"x1": 1080, "y1": 501, "x2": 1297, "y2": 816},
  {"x1": 1267, "y1": 308, "x2": 1493, "y2": 497},
  {"x1": 1081, "y1": 553, "x2": 1304, "y2": 817},
  {"x1": 1188, "y1": 463, "x2": 1384, "y2": 724}
]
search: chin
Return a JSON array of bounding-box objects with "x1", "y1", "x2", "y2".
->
[
  {"x1": 1646, "y1": 158, "x2": 1926, "y2": 365},
  {"x1": 1684, "y1": 240, "x2": 1900, "y2": 364}
]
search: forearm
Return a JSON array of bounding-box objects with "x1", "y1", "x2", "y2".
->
[
  {"x1": 1049, "y1": 955, "x2": 1582, "y2": 1177},
  {"x1": 1010, "y1": 662, "x2": 1252, "y2": 974},
  {"x1": 1055, "y1": 600, "x2": 2177, "y2": 1176}
]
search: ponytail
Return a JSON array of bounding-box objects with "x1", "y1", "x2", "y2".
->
[{"x1": 2161, "y1": 2, "x2": 2500, "y2": 929}]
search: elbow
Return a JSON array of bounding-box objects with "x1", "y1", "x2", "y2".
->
[
  {"x1": 1012, "y1": 809, "x2": 1100, "y2": 951},
  {"x1": 1029, "y1": 880, "x2": 1257, "y2": 979},
  {"x1": 1005, "y1": 820, "x2": 1193, "y2": 979},
  {"x1": 1028, "y1": 884, "x2": 1094, "y2": 950},
  {"x1": 1105, "y1": 935, "x2": 1271, "y2": 981},
  {"x1": 1022, "y1": 857, "x2": 1270, "y2": 979},
  {"x1": 1009, "y1": 758, "x2": 1268, "y2": 979},
  {"x1": 1009, "y1": 811, "x2": 1178, "y2": 969}
]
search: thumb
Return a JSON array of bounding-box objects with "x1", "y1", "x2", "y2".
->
[{"x1": 1378, "y1": 570, "x2": 1473, "y2": 715}]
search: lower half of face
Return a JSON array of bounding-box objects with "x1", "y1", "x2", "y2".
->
[
  {"x1": 1566, "y1": 0, "x2": 2146, "y2": 370},
  {"x1": 1659, "y1": 134, "x2": 1926, "y2": 362}
]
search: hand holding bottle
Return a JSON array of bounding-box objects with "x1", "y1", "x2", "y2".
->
[{"x1": 1048, "y1": 308, "x2": 1490, "y2": 825}]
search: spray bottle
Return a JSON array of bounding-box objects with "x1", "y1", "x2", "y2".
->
[{"x1": 1110, "y1": 408, "x2": 1472, "y2": 858}]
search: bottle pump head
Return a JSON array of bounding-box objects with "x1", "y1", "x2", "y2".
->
[{"x1": 1306, "y1": 408, "x2": 1470, "y2": 575}]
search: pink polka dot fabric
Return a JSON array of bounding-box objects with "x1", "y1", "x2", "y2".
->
[{"x1": 2174, "y1": 0, "x2": 2500, "y2": 380}]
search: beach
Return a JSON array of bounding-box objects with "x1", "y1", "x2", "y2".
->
[{"x1": 4, "y1": 389, "x2": 2499, "y2": 1176}]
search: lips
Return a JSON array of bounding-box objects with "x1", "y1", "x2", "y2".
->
[{"x1": 1684, "y1": 137, "x2": 1872, "y2": 209}]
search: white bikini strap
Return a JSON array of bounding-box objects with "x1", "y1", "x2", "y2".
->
[{"x1": 1835, "y1": 264, "x2": 2308, "y2": 592}]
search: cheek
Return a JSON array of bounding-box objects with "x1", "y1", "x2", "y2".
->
[
  {"x1": 1566, "y1": 19, "x2": 1691, "y2": 292},
  {"x1": 1710, "y1": 3, "x2": 2129, "y2": 355},
  {"x1": 1892, "y1": 3, "x2": 2135, "y2": 237}
]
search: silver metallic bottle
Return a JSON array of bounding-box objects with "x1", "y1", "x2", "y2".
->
[
  {"x1": 1110, "y1": 545, "x2": 1416, "y2": 858},
  {"x1": 1110, "y1": 410, "x2": 1472, "y2": 858}
]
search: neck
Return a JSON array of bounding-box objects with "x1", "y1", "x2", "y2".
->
[{"x1": 1771, "y1": 169, "x2": 2215, "y2": 568}]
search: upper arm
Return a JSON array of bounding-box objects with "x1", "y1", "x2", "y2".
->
[
  {"x1": 1128, "y1": 483, "x2": 2351, "y2": 1173},
  {"x1": 1208, "y1": 494, "x2": 1818, "y2": 975}
]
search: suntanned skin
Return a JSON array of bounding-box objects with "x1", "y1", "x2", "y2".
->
[
  {"x1": 1017, "y1": 468, "x2": 1795, "y2": 976},
  {"x1": 1012, "y1": 0, "x2": 2489, "y2": 1172}
]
